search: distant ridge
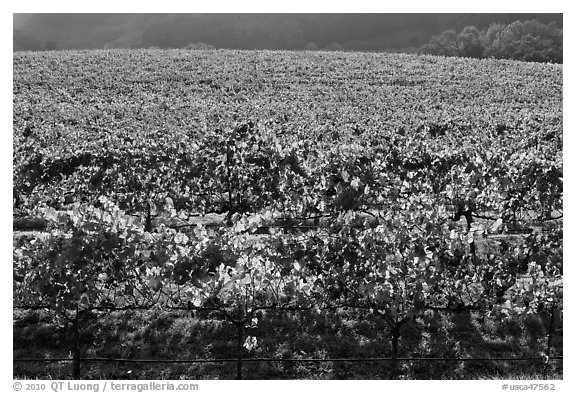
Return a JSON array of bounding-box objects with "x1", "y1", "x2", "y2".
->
[{"x1": 13, "y1": 13, "x2": 562, "y2": 52}]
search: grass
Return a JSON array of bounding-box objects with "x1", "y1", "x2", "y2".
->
[
  {"x1": 445, "y1": 371, "x2": 563, "y2": 380},
  {"x1": 13, "y1": 307, "x2": 562, "y2": 380}
]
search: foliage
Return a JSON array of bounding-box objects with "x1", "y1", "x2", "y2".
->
[
  {"x1": 422, "y1": 20, "x2": 562, "y2": 63},
  {"x1": 421, "y1": 29, "x2": 459, "y2": 57},
  {"x1": 14, "y1": 14, "x2": 563, "y2": 52},
  {"x1": 13, "y1": 49, "x2": 562, "y2": 379},
  {"x1": 484, "y1": 20, "x2": 563, "y2": 63}
]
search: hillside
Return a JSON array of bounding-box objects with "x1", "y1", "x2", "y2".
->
[
  {"x1": 13, "y1": 14, "x2": 563, "y2": 51},
  {"x1": 13, "y1": 49, "x2": 563, "y2": 380}
]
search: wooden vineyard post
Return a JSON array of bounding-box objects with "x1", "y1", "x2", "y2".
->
[
  {"x1": 389, "y1": 321, "x2": 401, "y2": 380},
  {"x1": 71, "y1": 307, "x2": 82, "y2": 379},
  {"x1": 235, "y1": 321, "x2": 244, "y2": 380},
  {"x1": 544, "y1": 304, "x2": 556, "y2": 380}
]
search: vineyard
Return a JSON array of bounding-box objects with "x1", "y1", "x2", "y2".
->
[{"x1": 13, "y1": 49, "x2": 563, "y2": 380}]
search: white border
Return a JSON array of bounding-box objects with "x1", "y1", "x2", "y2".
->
[{"x1": 4, "y1": 2, "x2": 572, "y2": 392}]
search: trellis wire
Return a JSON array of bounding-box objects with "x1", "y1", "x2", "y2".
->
[{"x1": 14, "y1": 356, "x2": 563, "y2": 364}]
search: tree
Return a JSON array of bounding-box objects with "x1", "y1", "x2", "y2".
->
[
  {"x1": 457, "y1": 26, "x2": 484, "y2": 58},
  {"x1": 483, "y1": 23, "x2": 507, "y2": 58},
  {"x1": 423, "y1": 20, "x2": 562, "y2": 63},
  {"x1": 421, "y1": 30, "x2": 459, "y2": 57},
  {"x1": 483, "y1": 20, "x2": 562, "y2": 63}
]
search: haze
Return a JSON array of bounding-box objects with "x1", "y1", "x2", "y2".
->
[{"x1": 13, "y1": 13, "x2": 562, "y2": 52}]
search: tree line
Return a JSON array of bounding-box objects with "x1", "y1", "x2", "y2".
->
[
  {"x1": 14, "y1": 14, "x2": 562, "y2": 59},
  {"x1": 421, "y1": 19, "x2": 562, "y2": 63}
]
